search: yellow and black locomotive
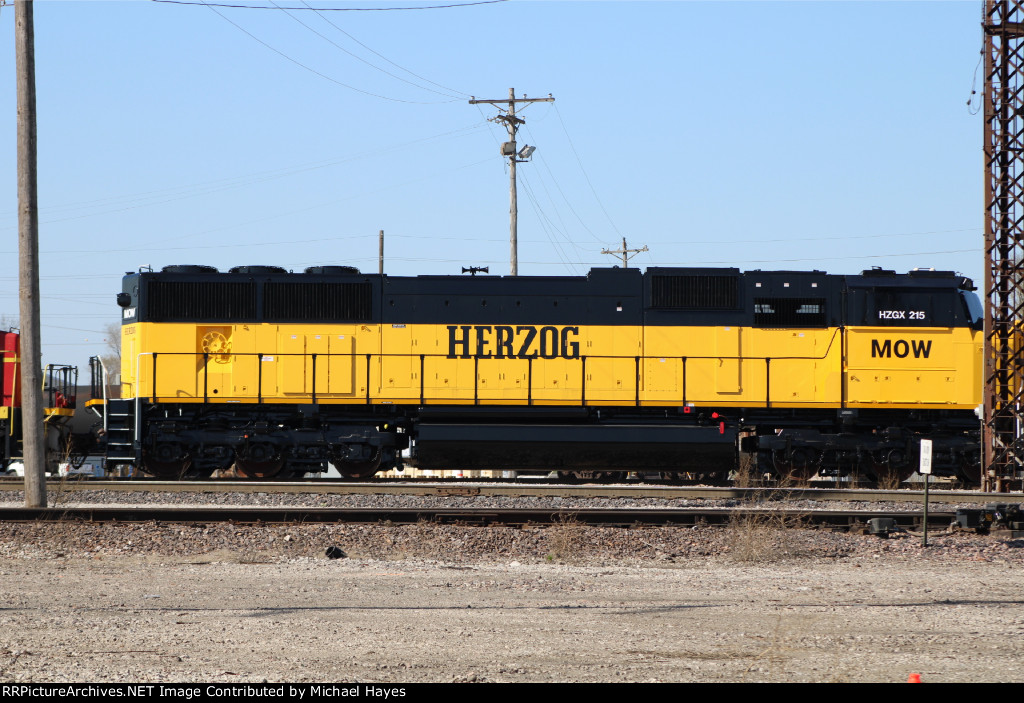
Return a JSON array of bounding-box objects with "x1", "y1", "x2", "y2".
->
[{"x1": 94, "y1": 264, "x2": 983, "y2": 482}]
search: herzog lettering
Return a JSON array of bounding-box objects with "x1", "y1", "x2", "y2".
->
[
  {"x1": 448, "y1": 325, "x2": 580, "y2": 359},
  {"x1": 870, "y1": 339, "x2": 932, "y2": 359}
]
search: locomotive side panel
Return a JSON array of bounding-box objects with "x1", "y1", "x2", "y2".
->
[
  {"x1": 380, "y1": 268, "x2": 643, "y2": 406},
  {"x1": 642, "y1": 269, "x2": 844, "y2": 408},
  {"x1": 844, "y1": 327, "x2": 976, "y2": 407},
  {"x1": 842, "y1": 279, "x2": 981, "y2": 409},
  {"x1": 641, "y1": 326, "x2": 844, "y2": 408},
  {"x1": 124, "y1": 322, "x2": 380, "y2": 403}
]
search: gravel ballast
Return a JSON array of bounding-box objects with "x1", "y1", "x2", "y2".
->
[{"x1": 0, "y1": 489, "x2": 1021, "y2": 683}]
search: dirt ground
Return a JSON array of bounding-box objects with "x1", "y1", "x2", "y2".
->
[{"x1": 1, "y1": 523, "x2": 1022, "y2": 683}]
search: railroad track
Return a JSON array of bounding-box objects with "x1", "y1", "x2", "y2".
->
[
  {"x1": 0, "y1": 477, "x2": 1018, "y2": 504},
  {"x1": 0, "y1": 505, "x2": 959, "y2": 530}
]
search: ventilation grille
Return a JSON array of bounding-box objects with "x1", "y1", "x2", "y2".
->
[
  {"x1": 264, "y1": 282, "x2": 372, "y2": 321},
  {"x1": 753, "y1": 297, "x2": 827, "y2": 327},
  {"x1": 147, "y1": 281, "x2": 257, "y2": 321},
  {"x1": 651, "y1": 275, "x2": 739, "y2": 310}
]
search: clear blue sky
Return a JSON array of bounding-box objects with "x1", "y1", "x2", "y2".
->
[{"x1": 0, "y1": 0, "x2": 983, "y2": 374}]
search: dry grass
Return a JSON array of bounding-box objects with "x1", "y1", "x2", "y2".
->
[
  {"x1": 873, "y1": 466, "x2": 907, "y2": 491},
  {"x1": 733, "y1": 451, "x2": 759, "y2": 488},
  {"x1": 545, "y1": 512, "x2": 585, "y2": 563},
  {"x1": 734, "y1": 451, "x2": 816, "y2": 489},
  {"x1": 724, "y1": 495, "x2": 807, "y2": 563}
]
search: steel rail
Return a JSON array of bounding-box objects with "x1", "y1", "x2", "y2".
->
[
  {"x1": 0, "y1": 478, "x2": 1017, "y2": 504},
  {"x1": 0, "y1": 505, "x2": 958, "y2": 529}
]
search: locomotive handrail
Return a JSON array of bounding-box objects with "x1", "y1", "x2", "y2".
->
[
  {"x1": 94, "y1": 356, "x2": 109, "y2": 434},
  {"x1": 133, "y1": 329, "x2": 846, "y2": 408},
  {"x1": 133, "y1": 339, "x2": 843, "y2": 364},
  {"x1": 135, "y1": 352, "x2": 153, "y2": 452}
]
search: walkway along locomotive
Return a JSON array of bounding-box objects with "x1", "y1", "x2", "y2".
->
[{"x1": 90, "y1": 264, "x2": 984, "y2": 483}]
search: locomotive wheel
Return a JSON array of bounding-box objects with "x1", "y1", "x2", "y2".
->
[
  {"x1": 335, "y1": 448, "x2": 382, "y2": 480},
  {"x1": 233, "y1": 457, "x2": 285, "y2": 479},
  {"x1": 182, "y1": 466, "x2": 216, "y2": 480},
  {"x1": 867, "y1": 449, "x2": 914, "y2": 488},
  {"x1": 772, "y1": 448, "x2": 817, "y2": 484},
  {"x1": 337, "y1": 464, "x2": 380, "y2": 480},
  {"x1": 142, "y1": 453, "x2": 191, "y2": 479},
  {"x1": 233, "y1": 441, "x2": 284, "y2": 479},
  {"x1": 955, "y1": 460, "x2": 982, "y2": 487}
]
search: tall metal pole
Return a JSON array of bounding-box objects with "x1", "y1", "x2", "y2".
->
[
  {"x1": 378, "y1": 229, "x2": 384, "y2": 275},
  {"x1": 16, "y1": 0, "x2": 45, "y2": 508},
  {"x1": 983, "y1": 0, "x2": 1024, "y2": 492}
]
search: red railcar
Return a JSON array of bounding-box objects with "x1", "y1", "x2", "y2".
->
[{"x1": 0, "y1": 330, "x2": 82, "y2": 473}]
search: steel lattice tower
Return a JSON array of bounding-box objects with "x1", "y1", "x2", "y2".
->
[{"x1": 984, "y1": 0, "x2": 1024, "y2": 491}]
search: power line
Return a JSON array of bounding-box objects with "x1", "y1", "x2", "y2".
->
[
  {"x1": 300, "y1": 0, "x2": 472, "y2": 98},
  {"x1": 307, "y1": 247, "x2": 978, "y2": 267},
  {"x1": 0, "y1": 122, "x2": 489, "y2": 225},
  {"x1": 518, "y1": 172, "x2": 581, "y2": 275},
  {"x1": 203, "y1": 1, "x2": 458, "y2": 104},
  {"x1": 519, "y1": 160, "x2": 577, "y2": 254},
  {"x1": 153, "y1": 0, "x2": 509, "y2": 10},
  {"x1": 0, "y1": 127, "x2": 495, "y2": 252},
  {"x1": 365, "y1": 226, "x2": 982, "y2": 248},
  {"x1": 42, "y1": 324, "x2": 110, "y2": 334},
  {"x1": 268, "y1": 0, "x2": 464, "y2": 99},
  {"x1": 643, "y1": 228, "x2": 978, "y2": 247},
  {"x1": 554, "y1": 103, "x2": 623, "y2": 238},
  {"x1": 8, "y1": 153, "x2": 501, "y2": 265},
  {"x1": 0, "y1": 234, "x2": 377, "y2": 257},
  {"x1": 523, "y1": 122, "x2": 605, "y2": 245}
]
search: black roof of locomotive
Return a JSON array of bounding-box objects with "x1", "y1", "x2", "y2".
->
[{"x1": 117, "y1": 266, "x2": 979, "y2": 329}]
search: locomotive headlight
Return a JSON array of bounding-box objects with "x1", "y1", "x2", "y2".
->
[{"x1": 116, "y1": 292, "x2": 131, "y2": 308}]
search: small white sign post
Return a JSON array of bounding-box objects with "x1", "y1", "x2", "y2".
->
[{"x1": 919, "y1": 439, "x2": 933, "y2": 547}]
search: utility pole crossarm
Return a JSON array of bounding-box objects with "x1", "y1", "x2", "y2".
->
[
  {"x1": 601, "y1": 238, "x2": 649, "y2": 269},
  {"x1": 468, "y1": 95, "x2": 555, "y2": 106}
]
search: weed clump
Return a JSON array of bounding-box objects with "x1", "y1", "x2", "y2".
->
[
  {"x1": 724, "y1": 497, "x2": 806, "y2": 563},
  {"x1": 544, "y1": 513, "x2": 584, "y2": 563}
]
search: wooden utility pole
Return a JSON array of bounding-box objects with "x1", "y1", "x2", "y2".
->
[
  {"x1": 601, "y1": 237, "x2": 649, "y2": 268},
  {"x1": 469, "y1": 89, "x2": 554, "y2": 276},
  {"x1": 16, "y1": 0, "x2": 45, "y2": 508}
]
